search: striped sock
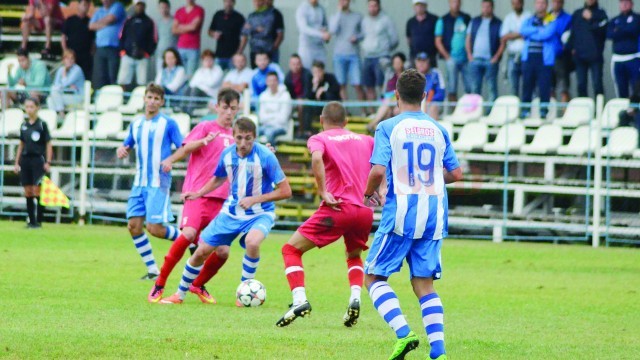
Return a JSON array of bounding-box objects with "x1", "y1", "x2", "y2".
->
[
  {"x1": 132, "y1": 233, "x2": 158, "y2": 274},
  {"x1": 420, "y1": 293, "x2": 446, "y2": 359},
  {"x1": 177, "y1": 259, "x2": 203, "y2": 300},
  {"x1": 164, "y1": 226, "x2": 179, "y2": 241},
  {"x1": 368, "y1": 281, "x2": 411, "y2": 339},
  {"x1": 241, "y1": 254, "x2": 260, "y2": 281}
]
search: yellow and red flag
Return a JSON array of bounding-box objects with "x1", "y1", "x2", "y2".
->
[{"x1": 39, "y1": 176, "x2": 70, "y2": 208}]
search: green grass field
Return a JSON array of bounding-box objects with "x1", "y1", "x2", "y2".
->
[{"x1": 1, "y1": 221, "x2": 639, "y2": 359}]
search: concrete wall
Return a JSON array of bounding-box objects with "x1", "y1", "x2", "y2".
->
[{"x1": 146, "y1": 0, "x2": 626, "y2": 101}]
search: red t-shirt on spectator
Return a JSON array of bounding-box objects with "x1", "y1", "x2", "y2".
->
[
  {"x1": 30, "y1": 0, "x2": 64, "y2": 22},
  {"x1": 175, "y1": 5, "x2": 205, "y2": 50}
]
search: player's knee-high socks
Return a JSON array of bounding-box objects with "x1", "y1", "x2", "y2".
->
[
  {"x1": 368, "y1": 280, "x2": 411, "y2": 338},
  {"x1": 25, "y1": 197, "x2": 37, "y2": 225},
  {"x1": 156, "y1": 234, "x2": 192, "y2": 287},
  {"x1": 346, "y1": 257, "x2": 364, "y2": 302},
  {"x1": 420, "y1": 293, "x2": 446, "y2": 359},
  {"x1": 282, "y1": 244, "x2": 307, "y2": 304},
  {"x1": 241, "y1": 254, "x2": 260, "y2": 281},
  {"x1": 163, "y1": 226, "x2": 179, "y2": 241},
  {"x1": 132, "y1": 233, "x2": 159, "y2": 274},
  {"x1": 192, "y1": 252, "x2": 228, "y2": 287},
  {"x1": 177, "y1": 259, "x2": 203, "y2": 300}
]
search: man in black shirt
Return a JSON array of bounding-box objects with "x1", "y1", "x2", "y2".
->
[
  {"x1": 208, "y1": 0, "x2": 245, "y2": 71},
  {"x1": 61, "y1": 0, "x2": 95, "y2": 79},
  {"x1": 14, "y1": 98, "x2": 53, "y2": 229}
]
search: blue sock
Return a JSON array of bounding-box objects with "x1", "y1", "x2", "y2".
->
[
  {"x1": 241, "y1": 254, "x2": 259, "y2": 281},
  {"x1": 132, "y1": 233, "x2": 158, "y2": 274},
  {"x1": 420, "y1": 293, "x2": 445, "y2": 359},
  {"x1": 177, "y1": 259, "x2": 203, "y2": 300},
  {"x1": 164, "y1": 226, "x2": 179, "y2": 241},
  {"x1": 368, "y1": 281, "x2": 411, "y2": 338}
]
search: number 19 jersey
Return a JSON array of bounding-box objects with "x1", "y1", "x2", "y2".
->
[{"x1": 370, "y1": 111, "x2": 459, "y2": 240}]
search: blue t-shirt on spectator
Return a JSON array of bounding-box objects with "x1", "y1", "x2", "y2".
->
[{"x1": 91, "y1": 1, "x2": 126, "y2": 48}]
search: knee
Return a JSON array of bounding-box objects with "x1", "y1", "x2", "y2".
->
[
  {"x1": 245, "y1": 235, "x2": 262, "y2": 252},
  {"x1": 146, "y1": 224, "x2": 165, "y2": 238},
  {"x1": 182, "y1": 228, "x2": 197, "y2": 242},
  {"x1": 127, "y1": 221, "x2": 141, "y2": 235},
  {"x1": 215, "y1": 246, "x2": 230, "y2": 260}
]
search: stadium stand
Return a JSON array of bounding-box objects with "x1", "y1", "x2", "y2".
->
[
  {"x1": 92, "y1": 85, "x2": 124, "y2": 113},
  {"x1": 88, "y1": 111, "x2": 123, "y2": 140},
  {"x1": 601, "y1": 127, "x2": 639, "y2": 158},
  {"x1": 552, "y1": 97, "x2": 595, "y2": 128},
  {"x1": 520, "y1": 124, "x2": 563, "y2": 154},
  {"x1": 452, "y1": 121, "x2": 487, "y2": 152},
  {"x1": 442, "y1": 94, "x2": 483, "y2": 125},
  {"x1": 479, "y1": 95, "x2": 520, "y2": 126},
  {"x1": 117, "y1": 86, "x2": 146, "y2": 115},
  {"x1": 0, "y1": 108, "x2": 24, "y2": 137},
  {"x1": 37, "y1": 108, "x2": 58, "y2": 131},
  {"x1": 51, "y1": 110, "x2": 87, "y2": 138},
  {"x1": 556, "y1": 125, "x2": 599, "y2": 156},
  {"x1": 482, "y1": 122, "x2": 526, "y2": 153},
  {"x1": 601, "y1": 98, "x2": 631, "y2": 128}
]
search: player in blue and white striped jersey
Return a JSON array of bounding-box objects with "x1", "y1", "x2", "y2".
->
[
  {"x1": 362, "y1": 69, "x2": 463, "y2": 360},
  {"x1": 160, "y1": 117, "x2": 292, "y2": 305},
  {"x1": 116, "y1": 83, "x2": 184, "y2": 280}
]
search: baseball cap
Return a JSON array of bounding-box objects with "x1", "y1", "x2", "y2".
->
[
  {"x1": 415, "y1": 52, "x2": 429, "y2": 61},
  {"x1": 413, "y1": 0, "x2": 427, "y2": 5}
]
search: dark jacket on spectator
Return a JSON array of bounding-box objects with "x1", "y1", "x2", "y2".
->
[
  {"x1": 284, "y1": 68, "x2": 313, "y2": 99},
  {"x1": 607, "y1": 11, "x2": 640, "y2": 55},
  {"x1": 570, "y1": 3, "x2": 608, "y2": 62},
  {"x1": 469, "y1": 16, "x2": 502, "y2": 57},
  {"x1": 120, "y1": 12, "x2": 157, "y2": 59},
  {"x1": 309, "y1": 73, "x2": 340, "y2": 101}
]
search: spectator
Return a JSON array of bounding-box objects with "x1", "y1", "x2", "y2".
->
[
  {"x1": 208, "y1": 0, "x2": 245, "y2": 71},
  {"x1": 184, "y1": 50, "x2": 224, "y2": 114},
  {"x1": 367, "y1": 52, "x2": 406, "y2": 132},
  {"x1": 415, "y1": 52, "x2": 445, "y2": 120},
  {"x1": 222, "y1": 53, "x2": 254, "y2": 94},
  {"x1": 284, "y1": 53, "x2": 313, "y2": 120},
  {"x1": 618, "y1": 82, "x2": 640, "y2": 140},
  {"x1": 155, "y1": 48, "x2": 188, "y2": 96},
  {"x1": 47, "y1": 49, "x2": 85, "y2": 118},
  {"x1": 7, "y1": 49, "x2": 51, "y2": 106},
  {"x1": 259, "y1": 72, "x2": 292, "y2": 145},
  {"x1": 435, "y1": 0, "x2": 472, "y2": 102},
  {"x1": 520, "y1": 0, "x2": 558, "y2": 118},
  {"x1": 329, "y1": 0, "x2": 365, "y2": 101},
  {"x1": 466, "y1": 0, "x2": 504, "y2": 103},
  {"x1": 406, "y1": 0, "x2": 438, "y2": 63},
  {"x1": 61, "y1": 0, "x2": 95, "y2": 80},
  {"x1": 117, "y1": 0, "x2": 157, "y2": 88},
  {"x1": 251, "y1": 52, "x2": 285, "y2": 98},
  {"x1": 607, "y1": 0, "x2": 640, "y2": 98},
  {"x1": 89, "y1": 0, "x2": 127, "y2": 89},
  {"x1": 301, "y1": 60, "x2": 341, "y2": 137},
  {"x1": 569, "y1": 0, "x2": 608, "y2": 98},
  {"x1": 500, "y1": 0, "x2": 531, "y2": 97},
  {"x1": 296, "y1": 0, "x2": 330, "y2": 69},
  {"x1": 172, "y1": 0, "x2": 205, "y2": 77},
  {"x1": 239, "y1": 0, "x2": 284, "y2": 67},
  {"x1": 361, "y1": 0, "x2": 399, "y2": 110},
  {"x1": 20, "y1": 0, "x2": 64, "y2": 59},
  {"x1": 550, "y1": 0, "x2": 573, "y2": 104},
  {"x1": 154, "y1": 0, "x2": 177, "y2": 77},
  {"x1": 265, "y1": 0, "x2": 286, "y2": 64}
]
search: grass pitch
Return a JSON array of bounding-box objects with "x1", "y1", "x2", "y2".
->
[{"x1": 0, "y1": 221, "x2": 639, "y2": 359}]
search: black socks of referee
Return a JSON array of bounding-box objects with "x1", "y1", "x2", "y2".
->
[
  {"x1": 36, "y1": 196, "x2": 44, "y2": 224},
  {"x1": 26, "y1": 197, "x2": 36, "y2": 225}
]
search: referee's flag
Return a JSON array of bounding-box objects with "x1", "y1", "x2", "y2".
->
[{"x1": 39, "y1": 176, "x2": 70, "y2": 208}]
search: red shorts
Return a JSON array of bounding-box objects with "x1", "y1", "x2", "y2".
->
[
  {"x1": 298, "y1": 203, "x2": 374, "y2": 253},
  {"x1": 180, "y1": 197, "x2": 225, "y2": 232}
]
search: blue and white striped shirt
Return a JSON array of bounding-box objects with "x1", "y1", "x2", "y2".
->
[
  {"x1": 371, "y1": 111, "x2": 459, "y2": 240},
  {"x1": 123, "y1": 113, "x2": 183, "y2": 190},
  {"x1": 214, "y1": 143, "x2": 286, "y2": 220}
]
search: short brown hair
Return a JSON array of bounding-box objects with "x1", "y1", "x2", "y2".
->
[
  {"x1": 321, "y1": 102, "x2": 347, "y2": 125},
  {"x1": 233, "y1": 117, "x2": 256, "y2": 136},
  {"x1": 396, "y1": 69, "x2": 426, "y2": 105},
  {"x1": 62, "y1": 49, "x2": 76, "y2": 60},
  {"x1": 145, "y1": 83, "x2": 165, "y2": 99},
  {"x1": 218, "y1": 88, "x2": 240, "y2": 105},
  {"x1": 201, "y1": 49, "x2": 215, "y2": 59}
]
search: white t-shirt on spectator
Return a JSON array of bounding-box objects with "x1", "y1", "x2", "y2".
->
[{"x1": 500, "y1": 10, "x2": 532, "y2": 55}]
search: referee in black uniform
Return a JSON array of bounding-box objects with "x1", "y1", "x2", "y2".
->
[{"x1": 13, "y1": 97, "x2": 53, "y2": 228}]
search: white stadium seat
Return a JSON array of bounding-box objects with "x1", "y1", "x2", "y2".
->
[
  {"x1": 442, "y1": 94, "x2": 483, "y2": 125},
  {"x1": 438, "y1": 120, "x2": 454, "y2": 140},
  {"x1": 51, "y1": 110, "x2": 88, "y2": 138},
  {"x1": 520, "y1": 124, "x2": 563, "y2": 154},
  {"x1": 479, "y1": 95, "x2": 520, "y2": 126},
  {"x1": 89, "y1": 111, "x2": 123, "y2": 139},
  {"x1": 522, "y1": 97, "x2": 557, "y2": 127},
  {"x1": 600, "y1": 98, "x2": 630, "y2": 129},
  {"x1": 634, "y1": 148, "x2": 640, "y2": 158},
  {"x1": 553, "y1": 97, "x2": 594, "y2": 128},
  {"x1": 557, "y1": 125, "x2": 599, "y2": 156},
  {"x1": 118, "y1": 86, "x2": 146, "y2": 114},
  {"x1": 601, "y1": 127, "x2": 639, "y2": 158},
  {"x1": 452, "y1": 121, "x2": 487, "y2": 152},
  {"x1": 483, "y1": 122, "x2": 526, "y2": 153},
  {"x1": 38, "y1": 109, "x2": 58, "y2": 131},
  {"x1": 0, "y1": 109, "x2": 25, "y2": 137},
  {"x1": 172, "y1": 113, "x2": 192, "y2": 135},
  {"x1": 92, "y1": 85, "x2": 124, "y2": 113},
  {"x1": 0, "y1": 57, "x2": 19, "y2": 85}
]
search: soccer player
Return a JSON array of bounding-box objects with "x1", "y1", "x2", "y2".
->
[
  {"x1": 160, "y1": 118, "x2": 292, "y2": 304},
  {"x1": 116, "y1": 83, "x2": 183, "y2": 280},
  {"x1": 276, "y1": 102, "x2": 376, "y2": 328},
  {"x1": 147, "y1": 88, "x2": 240, "y2": 304},
  {"x1": 363, "y1": 69, "x2": 462, "y2": 360}
]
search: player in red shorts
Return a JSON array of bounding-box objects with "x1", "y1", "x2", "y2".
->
[
  {"x1": 276, "y1": 101, "x2": 381, "y2": 327},
  {"x1": 147, "y1": 88, "x2": 240, "y2": 304}
]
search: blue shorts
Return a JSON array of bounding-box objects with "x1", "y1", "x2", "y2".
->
[
  {"x1": 364, "y1": 231, "x2": 442, "y2": 279},
  {"x1": 126, "y1": 186, "x2": 174, "y2": 224},
  {"x1": 334, "y1": 54, "x2": 362, "y2": 86},
  {"x1": 199, "y1": 212, "x2": 275, "y2": 247},
  {"x1": 362, "y1": 57, "x2": 386, "y2": 87}
]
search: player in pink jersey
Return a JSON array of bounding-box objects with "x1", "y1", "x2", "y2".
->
[
  {"x1": 148, "y1": 88, "x2": 240, "y2": 304},
  {"x1": 276, "y1": 101, "x2": 381, "y2": 328}
]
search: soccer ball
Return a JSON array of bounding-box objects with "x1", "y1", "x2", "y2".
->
[{"x1": 236, "y1": 279, "x2": 267, "y2": 307}]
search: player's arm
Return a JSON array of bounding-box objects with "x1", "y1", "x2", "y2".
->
[
  {"x1": 183, "y1": 175, "x2": 227, "y2": 201},
  {"x1": 161, "y1": 132, "x2": 219, "y2": 172},
  {"x1": 14, "y1": 142, "x2": 24, "y2": 173},
  {"x1": 364, "y1": 164, "x2": 386, "y2": 207},
  {"x1": 44, "y1": 141, "x2": 53, "y2": 172},
  {"x1": 239, "y1": 178, "x2": 292, "y2": 209},
  {"x1": 444, "y1": 167, "x2": 463, "y2": 184},
  {"x1": 311, "y1": 151, "x2": 341, "y2": 210}
]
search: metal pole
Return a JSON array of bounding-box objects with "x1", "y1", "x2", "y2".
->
[
  {"x1": 592, "y1": 94, "x2": 604, "y2": 247},
  {"x1": 78, "y1": 80, "x2": 91, "y2": 225}
]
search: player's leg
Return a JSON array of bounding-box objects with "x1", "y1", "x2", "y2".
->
[
  {"x1": 160, "y1": 242, "x2": 218, "y2": 304},
  {"x1": 127, "y1": 214, "x2": 159, "y2": 280},
  {"x1": 148, "y1": 225, "x2": 197, "y2": 302},
  {"x1": 342, "y1": 205, "x2": 373, "y2": 326},
  {"x1": 408, "y1": 239, "x2": 446, "y2": 360},
  {"x1": 144, "y1": 188, "x2": 179, "y2": 241},
  {"x1": 240, "y1": 215, "x2": 275, "y2": 282},
  {"x1": 365, "y1": 232, "x2": 419, "y2": 360},
  {"x1": 189, "y1": 245, "x2": 230, "y2": 304}
]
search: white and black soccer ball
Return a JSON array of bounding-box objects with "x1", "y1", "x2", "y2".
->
[{"x1": 236, "y1": 279, "x2": 266, "y2": 307}]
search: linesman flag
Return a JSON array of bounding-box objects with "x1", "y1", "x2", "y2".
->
[{"x1": 39, "y1": 176, "x2": 70, "y2": 208}]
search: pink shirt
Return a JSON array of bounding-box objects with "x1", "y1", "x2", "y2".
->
[
  {"x1": 175, "y1": 5, "x2": 205, "y2": 49},
  {"x1": 181, "y1": 121, "x2": 233, "y2": 199},
  {"x1": 307, "y1": 128, "x2": 375, "y2": 208}
]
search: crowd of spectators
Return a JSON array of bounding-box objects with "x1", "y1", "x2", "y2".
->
[{"x1": 6, "y1": 0, "x2": 640, "y2": 138}]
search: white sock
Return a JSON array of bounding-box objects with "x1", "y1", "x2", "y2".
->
[
  {"x1": 292, "y1": 287, "x2": 307, "y2": 305},
  {"x1": 350, "y1": 285, "x2": 362, "y2": 303}
]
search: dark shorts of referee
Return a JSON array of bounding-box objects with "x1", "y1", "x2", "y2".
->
[{"x1": 19, "y1": 155, "x2": 45, "y2": 186}]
